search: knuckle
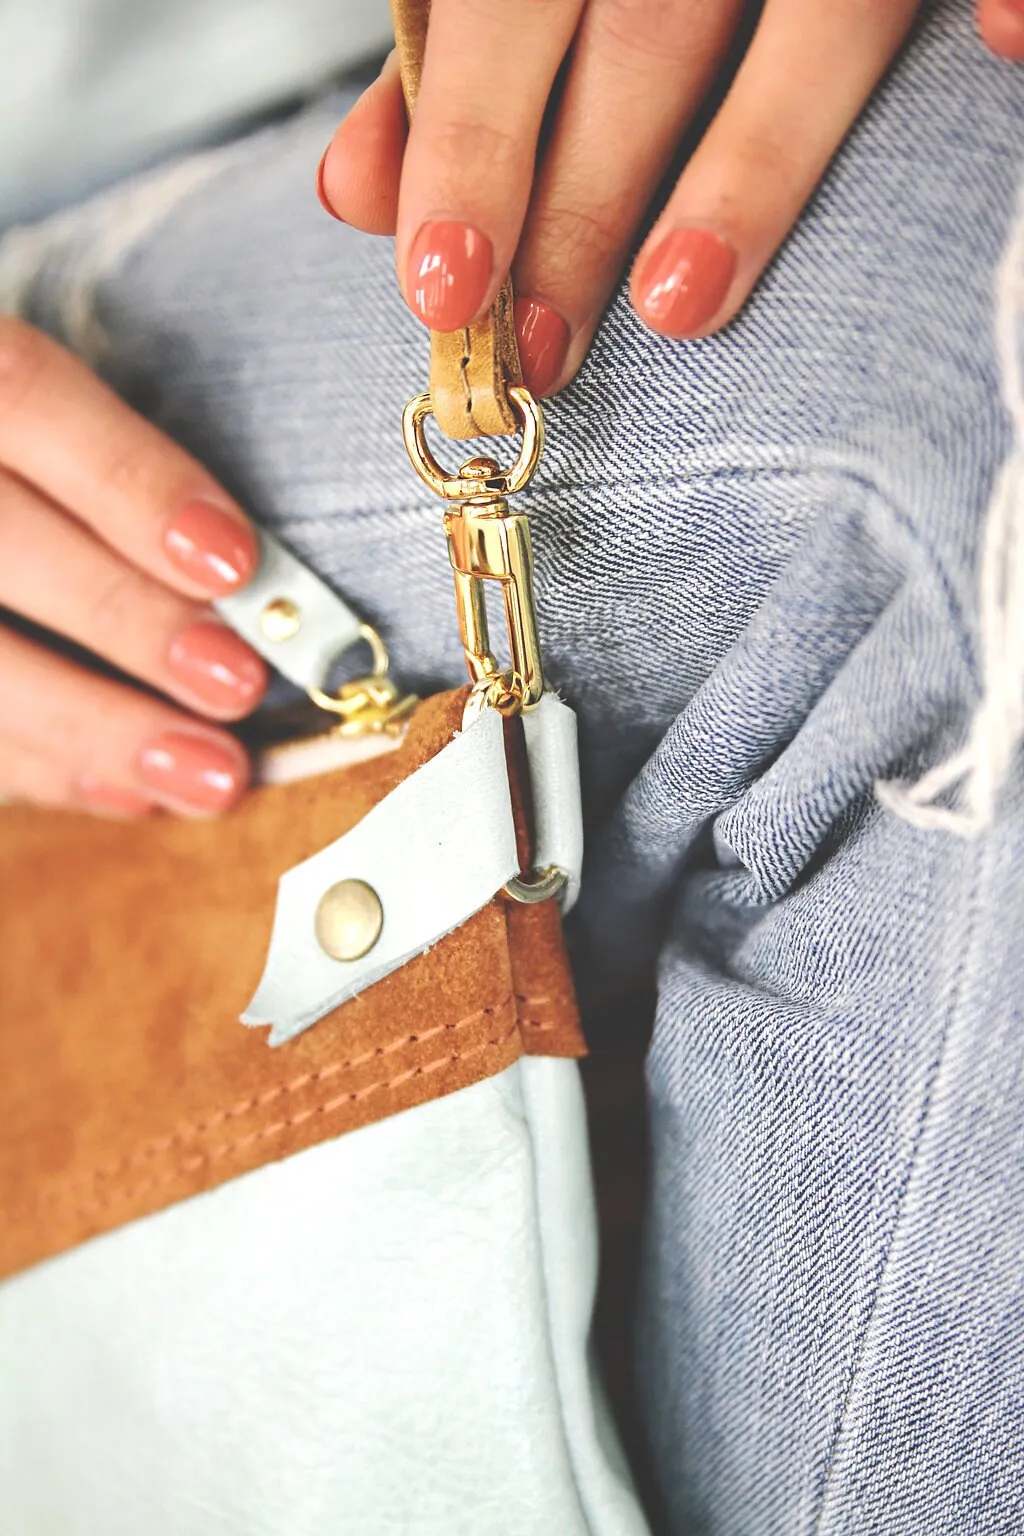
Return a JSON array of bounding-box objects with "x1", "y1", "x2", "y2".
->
[
  {"x1": 523, "y1": 201, "x2": 623, "y2": 286},
  {"x1": 722, "y1": 125, "x2": 809, "y2": 198},
  {"x1": 424, "y1": 115, "x2": 526, "y2": 177},
  {"x1": 92, "y1": 431, "x2": 151, "y2": 504},
  {"x1": 84, "y1": 565, "x2": 150, "y2": 643},
  {"x1": 0, "y1": 318, "x2": 47, "y2": 410},
  {"x1": 592, "y1": 0, "x2": 729, "y2": 67}
]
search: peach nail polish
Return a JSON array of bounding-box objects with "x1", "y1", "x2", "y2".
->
[
  {"x1": 407, "y1": 221, "x2": 493, "y2": 330},
  {"x1": 316, "y1": 149, "x2": 345, "y2": 221},
  {"x1": 136, "y1": 732, "x2": 246, "y2": 814},
  {"x1": 514, "y1": 297, "x2": 570, "y2": 397},
  {"x1": 167, "y1": 622, "x2": 267, "y2": 716},
  {"x1": 634, "y1": 229, "x2": 737, "y2": 338},
  {"x1": 163, "y1": 500, "x2": 259, "y2": 595}
]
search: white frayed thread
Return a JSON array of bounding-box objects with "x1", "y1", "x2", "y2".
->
[
  {"x1": 0, "y1": 144, "x2": 242, "y2": 358},
  {"x1": 877, "y1": 193, "x2": 1024, "y2": 836}
]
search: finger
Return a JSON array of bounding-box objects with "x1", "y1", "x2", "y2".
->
[
  {"x1": 395, "y1": 0, "x2": 584, "y2": 331},
  {"x1": 317, "y1": 52, "x2": 406, "y2": 233},
  {"x1": 0, "y1": 737, "x2": 153, "y2": 817},
  {"x1": 630, "y1": 0, "x2": 921, "y2": 340},
  {"x1": 0, "y1": 626, "x2": 250, "y2": 817},
  {"x1": 0, "y1": 318, "x2": 259, "y2": 600},
  {"x1": 511, "y1": 0, "x2": 745, "y2": 395},
  {"x1": 0, "y1": 470, "x2": 266, "y2": 722},
  {"x1": 977, "y1": 0, "x2": 1024, "y2": 60}
]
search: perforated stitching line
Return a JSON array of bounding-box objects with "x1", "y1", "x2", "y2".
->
[
  {"x1": 42, "y1": 1000, "x2": 515, "y2": 1198},
  {"x1": 68, "y1": 1019, "x2": 522, "y2": 1223}
]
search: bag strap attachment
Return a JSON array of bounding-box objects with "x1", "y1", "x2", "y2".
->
[{"x1": 391, "y1": 0, "x2": 523, "y2": 440}]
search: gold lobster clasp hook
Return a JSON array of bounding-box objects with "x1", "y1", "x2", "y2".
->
[
  {"x1": 402, "y1": 386, "x2": 546, "y2": 716},
  {"x1": 443, "y1": 471, "x2": 544, "y2": 713}
]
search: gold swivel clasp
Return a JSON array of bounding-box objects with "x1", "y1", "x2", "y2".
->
[
  {"x1": 401, "y1": 385, "x2": 546, "y2": 716},
  {"x1": 443, "y1": 459, "x2": 543, "y2": 713}
]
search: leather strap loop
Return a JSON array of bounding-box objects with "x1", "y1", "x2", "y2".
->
[{"x1": 391, "y1": 0, "x2": 522, "y2": 438}]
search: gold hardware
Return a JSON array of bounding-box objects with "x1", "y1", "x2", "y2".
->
[
  {"x1": 260, "y1": 596, "x2": 302, "y2": 642},
  {"x1": 314, "y1": 879, "x2": 383, "y2": 961},
  {"x1": 504, "y1": 864, "x2": 569, "y2": 905},
  {"x1": 402, "y1": 386, "x2": 546, "y2": 717},
  {"x1": 402, "y1": 384, "x2": 544, "y2": 501},
  {"x1": 307, "y1": 622, "x2": 418, "y2": 737}
]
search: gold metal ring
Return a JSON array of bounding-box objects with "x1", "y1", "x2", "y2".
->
[
  {"x1": 503, "y1": 864, "x2": 569, "y2": 906},
  {"x1": 402, "y1": 385, "x2": 544, "y2": 501},
  {"x1": 307, "y1": 623, "x2": 389, "y2": 714}
]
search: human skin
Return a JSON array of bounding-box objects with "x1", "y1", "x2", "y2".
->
[
  {"x1": 318, "y1": 0, "x2": 1024, "y2": 394},
  {"x1": 1, "y1": 2, "x2": 1020, "y2": 813}
]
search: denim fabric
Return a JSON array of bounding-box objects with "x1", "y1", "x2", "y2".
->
[{"x1": 5, "y1": 1, "x2": 1024, "y2": 1530}]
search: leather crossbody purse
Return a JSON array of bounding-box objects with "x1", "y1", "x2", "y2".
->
[{"x1": 0, "y1": 4, "x2": 652, "y2": 1530}]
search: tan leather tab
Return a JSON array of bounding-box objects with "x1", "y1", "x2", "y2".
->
[
  {"x1": 391, "y1": 0, "x2": 522, "y2": 438},
  {"x1": 0, "y1": 691, "x2": 583, "y2": 1281}
]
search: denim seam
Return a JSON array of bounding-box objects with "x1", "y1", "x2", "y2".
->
[{"x1": 809, "y1": 833, "x2": 987, "y2": 1535}]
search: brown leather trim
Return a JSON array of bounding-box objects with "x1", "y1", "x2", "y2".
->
[
  {"x1": 0, "y1": 691, "x2": 583, "y2": 1281},
  {"x1": 390, "y1": 0, "x2": 522, "y2": 438}
]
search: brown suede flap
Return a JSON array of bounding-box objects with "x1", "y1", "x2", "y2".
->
[{"x1": 0, "y1": 690, "x2": 583, "y2": 1281}]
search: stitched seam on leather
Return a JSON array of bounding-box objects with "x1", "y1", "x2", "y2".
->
[
  {"x1": 58, "y1": 1018, "x2": 522, "y2": 1222},
  {"x1": 458, "y1": 326, "x2": 477, "y2": 429},
  {"x1": 38, "y1": 1000, "x2": 516, "y2": 1199}
]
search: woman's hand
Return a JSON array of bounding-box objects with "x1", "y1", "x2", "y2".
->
[
  {"x1": 318, "y1": 0, "x2": 1019, "y2": 397},
  {"x1": 0, "y1": 319, "x2": 266, "y2": 817}
]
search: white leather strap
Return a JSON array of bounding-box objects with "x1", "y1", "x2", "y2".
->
[
  {"x1": 215, "y1": 528, "x2": 366, "y2": 694},
  {"x1": 243, "y1": 707, "x2": 519, "y2": 1045},
  {"x1": 523, "y1": 694, "x2": 583, "y2": 913}
]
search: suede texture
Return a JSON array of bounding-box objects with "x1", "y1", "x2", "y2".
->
[{"x1": 0, "y1": 690, "x2": 583, "y2": 1281}]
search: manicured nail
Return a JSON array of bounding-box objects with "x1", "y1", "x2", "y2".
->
[
  {"x1": 167, "y1": 622, "x2": 267, "y2": 716},
  {"x1": 74, "y1": 779, "x2": 153, "y2": 819},
  {"x1": 163, "y1": 499, "x2": 258, "y2": 596},
  {"x1": 514, "y1": 297, "x2": 570, "y2": 396},
  {"x1": 316, "y1": 149, "x2": 344, "y2": 221},
  {"x1": 407, "y1": 221, "x2": 493, "y2": 329},
  {"x1": 634, "y1": 228, "x2": 737, "y2": 337},
  {"x1": 136, "y1": 731, "x2": 246, "y2": 814}
]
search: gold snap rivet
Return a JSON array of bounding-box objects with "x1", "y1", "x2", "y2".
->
[
  {"x1": 260, "y1": 596, "x2": 302, "y2": 642},
  {"x1": 314, "y1": 880, "x2": 383, "y2": 962}
]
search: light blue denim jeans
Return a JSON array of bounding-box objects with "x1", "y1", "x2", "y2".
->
[{"x1": 4, "y1": 2, "x2": 1024, "y2": 1530}]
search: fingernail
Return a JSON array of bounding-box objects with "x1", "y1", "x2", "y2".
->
[
  {"x1": 514, "y1": 297, "x2": 570, "y2": 396},
  {"x1": 316, "y1": 148, "x2": 345, "y2": 221},
  {"x1": 163, "y1": 499, "x2": 259, "y2": 596},
  {"x1": 407, "y1": 220, "x2": 493, "y2": 329},
  {"x1": 74, "y1": 779, "x2": 153, "y2": 819},
  {"x1": 136, "y1": 731, "x2": 247, "y2": 814},
  {"x1": 634, "y1": 228, "x2": 737, "y2": 337},
  {"x1": 167, "y1": 622, "x2": 267, "y2": 716}
]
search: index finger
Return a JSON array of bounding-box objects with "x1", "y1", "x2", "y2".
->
[
  {"x1": 0, "y1": 317, "x2": 258, "y2": 598},
  {"x1": 395, "y1": 0, "x2": 583, "y2": 331}
]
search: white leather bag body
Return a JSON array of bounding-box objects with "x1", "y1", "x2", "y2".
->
[{"x1": 0, "y1": 1055, "x2": 649, "y2": 1535}]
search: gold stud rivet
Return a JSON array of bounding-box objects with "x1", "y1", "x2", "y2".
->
[
  {"x1": 314, "y1": 880, "x2": 383, "y2": 962},
  {"x1": 260, "y1": 596, "x2": 302, "y2": 642}
]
